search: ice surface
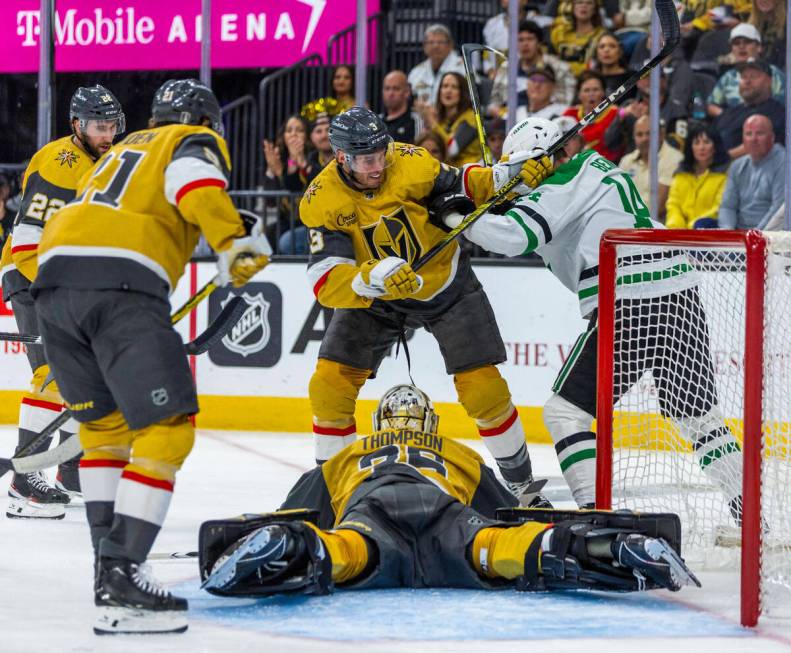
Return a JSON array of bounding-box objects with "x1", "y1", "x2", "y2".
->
[{"x1": 1, "y1": 428, "x2": 790, "y2": 653}]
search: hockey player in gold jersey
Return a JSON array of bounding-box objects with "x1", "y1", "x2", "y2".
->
[
  {"x1": 300, "y1": 106, "x2": 554, "y2": 505},
  {"x1": 200, "y1": 384, "x2": 700, "y2": 597},
  {"x1": 0, "y1": 85, "x2": 124, "y2": 519},
  {"x1": 30, "y1": 79, "x2": 271, "y2": 635}
]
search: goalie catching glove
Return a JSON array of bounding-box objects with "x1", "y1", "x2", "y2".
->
[
  {"x1": 216, "y1": 212, "x2": 272, "y2": 287},
  {"x1": 492, "y1": 151, "x2": 553, "y2": 193},
  {"x1": 352, "y1": 257, "x2": 424, "y2": 300}
]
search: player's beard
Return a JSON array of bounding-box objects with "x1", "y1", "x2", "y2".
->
[{"x1": 75, "y1": 132, "x2": 111, "y2": 161}]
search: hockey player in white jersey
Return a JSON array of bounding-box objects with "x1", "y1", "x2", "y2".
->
[{"x1": 453, "y1": 117, "x2": 745, "y2": 521}]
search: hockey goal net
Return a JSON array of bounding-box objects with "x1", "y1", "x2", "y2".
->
[{"x1": 596, "y1": 229, "x2": 791, "y2": 627}]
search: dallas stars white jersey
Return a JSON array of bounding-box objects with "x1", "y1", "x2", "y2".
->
[{"x1": 464, "y1": 149, "x2": 697, "y2": 317}]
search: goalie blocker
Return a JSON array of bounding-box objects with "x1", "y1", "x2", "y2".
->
[{"x1": 199, "y1": 508, "x2": 698, "y2": 596}]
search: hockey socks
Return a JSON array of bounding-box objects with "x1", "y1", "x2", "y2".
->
[
  {"x1": 306, "y1": 523, "x2": 370, "y2": 584},
  {"x1": 471, "y1": 522, "x2": 549, "y2": 580}
]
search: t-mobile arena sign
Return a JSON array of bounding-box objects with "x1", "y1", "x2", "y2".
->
[{"x1": 2, "y1": 0, "x2": 378, "y2": 73}]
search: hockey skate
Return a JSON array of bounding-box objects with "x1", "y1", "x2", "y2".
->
[
  {"x1": 55, "y1": 460, "x2": 83, "y2": 506},
  {"x1": 94, "y1": 558, "x2": 188, "y2": 635},
  {"x1": 6, "y1": 472, "x2": 69, "y2": 519},
  {"x1": 202, "y1": 524, "x2": 294, "y2": 592},
  {"x1": 506, "y1": 478, "x2": 553, "y2": 508},
  {"x1": 611, "y1": 533, "x2": 701, "y2": 591}
]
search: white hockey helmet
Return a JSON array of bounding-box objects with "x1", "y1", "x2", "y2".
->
[
  {"x1": 502, "y1": 116, "x2": 562, "y2": 161},
  {"x1": 373, "y1": 384, "x2": 439, "y2": 433}
]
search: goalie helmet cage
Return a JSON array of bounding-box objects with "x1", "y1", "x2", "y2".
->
[{"x1": 595, "y1": 229, "x2": 791, "y2": 628}]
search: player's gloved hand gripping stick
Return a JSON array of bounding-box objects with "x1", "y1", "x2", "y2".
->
[{"x1": 413, "y1": 0, "x2": 680, "y2": 274}]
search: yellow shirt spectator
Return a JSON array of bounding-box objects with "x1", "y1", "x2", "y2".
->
[
  {"x1": 664, "y1": 123, "x2": 730, "y2": 229},
  {"x1": 665, "y1": 167, "x2": 728, "y2": 229},
  {"x1": 550, "y1": 0, "x2": 606, "y2": 77}
]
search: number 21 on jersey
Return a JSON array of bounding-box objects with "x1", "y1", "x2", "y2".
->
[{"x1": 77, "y1": 149, "x2": 145, "y2": 209}]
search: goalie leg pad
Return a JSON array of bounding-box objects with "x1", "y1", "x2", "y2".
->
[
  {"x1": 201, "y1": 520, "x2": 333, "y2": 597},
  {"x1": 199, "y1": 511, "x2": 321, "y2": 584},
  {"x1": 502, "y1": 509, "x2": 693, "y2": 592}
]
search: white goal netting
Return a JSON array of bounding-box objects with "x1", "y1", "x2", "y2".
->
[{"x1": 603, "y1": 232, "x2": 791, "y2": 622}]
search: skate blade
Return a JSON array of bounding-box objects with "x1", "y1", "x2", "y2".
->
[
  {"x1": 201, "y1": 527, "x2": 282, "y2": 591},
  {"x1": 6, "y1": 496, "x2": 66, "y2": 520},
  {"x1": 649, "y1": 538, "x2": 702, "y2": 589},
  {"x1": 517, "y1": 479, "x2": 549, "y2": 507},
  {"x1": 94, "y1": 607, "x2": 188, "y2": 635}
]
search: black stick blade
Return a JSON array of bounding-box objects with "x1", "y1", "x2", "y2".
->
[{"x1": 184, "y1": 296, "x2": 246, "y2": 356}]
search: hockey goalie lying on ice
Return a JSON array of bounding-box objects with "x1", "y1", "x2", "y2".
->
[{"x1": 199, "y1": 384, "x2": 701, "y2": 598}]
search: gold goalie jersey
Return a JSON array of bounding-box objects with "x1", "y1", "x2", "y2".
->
[
  {"x1": 280, "y1": 429, "x2": 517, "y2": 528},
  {"x1": 300, "y1": 143, "x2": 495, "y2": 314},
  {"x1": 33, "y1": 124, "x2": 245, "y2": 301},
  {"x1": 0, "y1": 135, "x2": 95, "y2": 301}
]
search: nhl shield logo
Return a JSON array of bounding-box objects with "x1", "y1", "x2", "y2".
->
[{"x1": 221, "y1": 293, "x2": 271, "y2": 357}]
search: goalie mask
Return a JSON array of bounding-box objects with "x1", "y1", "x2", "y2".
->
[
  {"x1": 502, "y1": 116, "x2": 562, "y2": 164},
  {"x1": 373, "y1": 384, "x2": 439, "y2": 433}
]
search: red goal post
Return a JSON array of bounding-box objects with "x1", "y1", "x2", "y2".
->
[{"x1": 595, "y1": 229, "x2": 790, "y2": 627}]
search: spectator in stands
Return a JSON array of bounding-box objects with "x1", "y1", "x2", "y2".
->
[
  {"x1": 719, "y1": 114, "x2": 785, "y2": 229},
  {"x1": 678, "y1": 0, "x2": 749, "y2": 59},
  {"x1": 276, "y1": 113, "x2": 336, "y2": 255},
  {"x1": 489, "y1": 21, "x2": 576, "y2": 116},
  {"x1": 306, "y1": 113, "x2": 335, "y2": 176},
  {"x1": 550, "y1": 0, "x2": 607, "y2": 77},
  {"x1": 408, "y1": 24, "x2": 465, "y2": 106},
  {"x1": 331, "y1": 65, "x2": 356, "y2": 112},
  {"x1": 482, "y1": 0, "x2": 528, "y2": 77},
  {"x1": 516, "y1": 66, "x2": 568, "y2": 123},
  {"x1": 665, "y1": 122, "x2": 730, "y2": 229},
  {"x1": 379, "y1": 70, "x2": 423, "y2": 143},
  {"x1": 605, "y1": 62, "x2": 690, "y2": 155},
  {"x1": 563, "y1": 71, "x2": 622, "y2": 161},
  {"x1": 591, "y1": 33, "x2": 633, "y2": 97},
  {"x1": 619, "y1": 115, "x2": 683, "y2": 222},
  {"x1": 750, "y1": 0, "x2": 787, "y2": 69},
  {"x1": 415, "y1": 131, "x2": 448, "y2": 162},
  {"x1": 707, "y1": 24, "x2": 785, "y2": 118},
  {"x1": 715, "y1": 59, "x2": 786, "y2": 158},
  {"x1": 0, "y1": 173, "x2": 12, "y2": 247},
  {"x1": 263, "y1": 115, "x2": 314, "y2": 254},
  {"x1": 485, "y1": 117, "x2": 507, "y2": 162},
  {"x1": 546, "y1": 0, "x2": 623, "y2": 31},
  {"x1": 619, "y1": 0, "x2": 652, "y2": 56},
  {"x1": 419, "y1": 72, "x2": 481, "y2": 166}
]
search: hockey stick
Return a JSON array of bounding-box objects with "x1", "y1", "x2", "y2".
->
[
  {"x1": 414, "y1": 0, "x2": 680, "y2": 273},
  {"x1": 461, "y1": 43, "x2": 504, "y2": 167},
  {"x1": 0, "y1": 296, "x2": 248, "y2": 479},
  {"x1": 149, "y1": 550, "x2": 199, "y2": 560}
]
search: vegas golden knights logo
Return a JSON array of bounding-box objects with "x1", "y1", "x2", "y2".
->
[{"x1": 361, "y1": 208, "x2": 424, "y2": 264}]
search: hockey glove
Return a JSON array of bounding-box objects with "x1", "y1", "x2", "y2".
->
[
  {"x1": 351, "y1": 257, "x2": 423, "y2": 300},
  {"x1": 217, "y1": 213, "x2": 272, "y2": 288},
  {"x1": 492, "y1": 151, "x2": 553, "y2": 193}
]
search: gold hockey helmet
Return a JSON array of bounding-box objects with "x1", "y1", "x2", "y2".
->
[{"x1": 372, "y1": 384, "x2": 439, "y2": 433}]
